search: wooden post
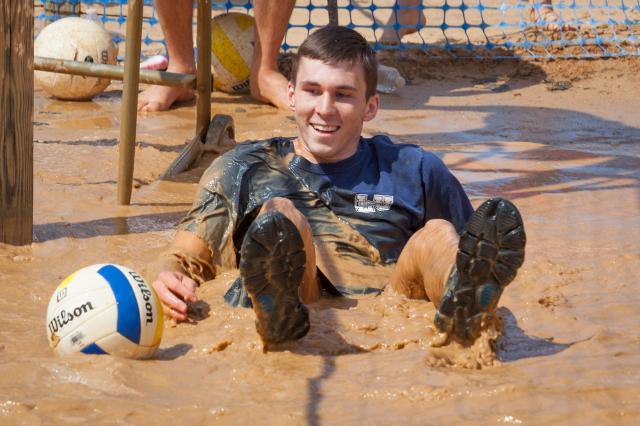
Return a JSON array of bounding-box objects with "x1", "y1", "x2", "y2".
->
[
  {"x1": 328, "y1": 0, "x2": 339, "y2": 26},
  {"x1": 196, "y1": 0, "x2": 212, "y2": 139},
  {"x1": 0, "y1": 1, "x2": 34, "y2": 245},
  {"x1": 117, "y1": 0, "x2": 143, "y2": 205}
]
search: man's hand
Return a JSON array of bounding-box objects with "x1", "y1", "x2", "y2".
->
[{"x1": 152, "y1": 271, "x2": 198, "y2": 322}]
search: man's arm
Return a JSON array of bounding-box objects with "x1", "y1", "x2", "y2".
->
[
  {"x1": 151, "y1": 230, "x2": 213, "y2": 322},
  {"x1": 154, "y1": 148, "x2": 239, "y2": 321}
]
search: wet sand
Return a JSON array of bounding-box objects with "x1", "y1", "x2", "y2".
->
[{"x1": 1, "y1": 58, "x2": 639, "y2": 424}]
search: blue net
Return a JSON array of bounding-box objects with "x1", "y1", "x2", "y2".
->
[{"x1": 35, "y1": 0, "x2": 640, "y2": 59}]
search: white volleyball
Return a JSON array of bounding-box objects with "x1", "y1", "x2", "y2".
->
[
  {"x1": 211, "y1": 12, "x2": 255, "y2": 93},
  {"x1": 46, "y1": 264, "x2": 164, "y2": 359},
  {"x1": 35, "y1": 17, "x2": 117, "y2": 100}
]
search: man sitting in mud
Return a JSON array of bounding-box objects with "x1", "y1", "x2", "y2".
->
[{"x1": 151, "y1": 26, "x2": 527, "y2": 350}]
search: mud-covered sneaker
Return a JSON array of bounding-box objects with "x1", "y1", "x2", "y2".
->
[
  {"x1": 240, "y1": 210, "x2": 310, "y2": 349},
  {"x1": 434, "y1": 198, "x2": 526, "y2": 341}
]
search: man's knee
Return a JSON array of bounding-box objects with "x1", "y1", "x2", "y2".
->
[
  {"x1": 260, "y1": 197, "x2": 312, "y2": 237},
  {"x1": 424, "y1": 218, "x2": 457, "y2": 235},
  {"x1": 260, "y1": 196, "x2": 295, "y2": 213},
  {"x1": 406, "y1": 219, "x2": 459, "y2": 254}
]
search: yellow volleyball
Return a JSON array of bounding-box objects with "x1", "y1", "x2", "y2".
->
[{"x1": 211, "y1": 12, "x2": 255, "y2": 94}]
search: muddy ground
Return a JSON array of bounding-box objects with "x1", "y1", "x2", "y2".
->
[{"x1": 0, "y1": 56, "x2": 639, "y2": 424}]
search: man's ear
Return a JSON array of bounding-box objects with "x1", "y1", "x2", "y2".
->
[
  {"x1": 363, "y1": 93, "x2": 380, "y2": 122},
  {"x1": 287, "y1": 81, "x2": 296, "y2": 111}
]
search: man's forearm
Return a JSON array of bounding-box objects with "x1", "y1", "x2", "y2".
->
[
  {"x1": 170, "y1": 250, "x2": 216, "y2": 286},
  {"x1": 146, "y1": 230, "x2": 216, "y2": 286}
]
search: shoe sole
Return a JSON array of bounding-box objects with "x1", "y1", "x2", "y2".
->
[
  {"x1": 435, "y1": 198, "x2": 526, "y2": 340},
  {"x1": 239, "y1": 210, "x2": 310, "y2": 347}
]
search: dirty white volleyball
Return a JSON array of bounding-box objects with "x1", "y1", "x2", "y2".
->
[
  {"x1": 211, "y1": 12, "x2": 255, "y2": 93},
  {"x1": 34, "y1": 17, "x2": 117, "y2": 100},
  {"x1": 46, "y1": 264, "x2": 164, "y2": 359}
]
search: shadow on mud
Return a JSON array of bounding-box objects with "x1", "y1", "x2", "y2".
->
[
  {"x1": 438, "y1": 139, "x2": 640, "y2": 201},
  {"x1": 153, "y1": 343, "x2": 193, "y2": 360},
  {"x1": 262, "y1": 295, "x2": 363, "y2": 426},
  {"x1": 34, "y1": 137, "x2": 186, "y2": 153},
  {"x1": 33, "y1": 211, "x2": 187, "y2": 242},
  {"x1": 497, "y1": 307, "x2": 582, "y2": 362}
]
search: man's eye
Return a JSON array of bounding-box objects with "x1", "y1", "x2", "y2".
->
[{"x1": 304, "y1": 88, "x2": 320, "y2": 95}]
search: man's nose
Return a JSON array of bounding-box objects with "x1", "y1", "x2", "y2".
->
[{"x1": 316, "y1": 92, "x2": 336, "y2": 115}]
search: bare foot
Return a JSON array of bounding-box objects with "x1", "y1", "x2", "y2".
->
[
  {"x1": 137, "y1": 62, "x2": 195, "y2": 112},
  {"x1": 137, "y1": 84, "x2": 195, "y2": 112},
  {"x1": 529, "y1": 0, "x2": 577, "y2": 32},
  {"x1": 250, "y1": 68, "x2": 289, "y2": 110},
  {"x1": 379, "y1": 7, "x2": 426, "y2": 44}
]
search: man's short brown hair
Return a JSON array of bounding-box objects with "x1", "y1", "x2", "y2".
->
[{"x1": 291, "y1": 26, "x2": 378, "y2": 99}]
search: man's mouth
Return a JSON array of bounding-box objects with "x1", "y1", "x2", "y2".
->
[{"x1": 310, "y1": 123, "x2": 340, "y2": 134}]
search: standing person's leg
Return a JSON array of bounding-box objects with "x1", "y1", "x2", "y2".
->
[
  {"x1": 390, "y1": 198, "x2": 526, "y2": 342},
  {"x1": 380, "y1": 0, "x2": 426, "y2": 44},
  {"x1": 240, "y1": 197, "x2": 319, "y2": 348},
  {"x1": 138, "y1": 0, "x2": 196, "y2": 112},
  {"x1": 529, "y1": 0, "x2": 577, "y2": 32},
  {"x1": 250, "y1": 0, "x2": 295, "y2": 110}
]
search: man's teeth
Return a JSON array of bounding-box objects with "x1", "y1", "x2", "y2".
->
[{"x1": 312, "y1": 124, "x2": 339, "y2": 132}]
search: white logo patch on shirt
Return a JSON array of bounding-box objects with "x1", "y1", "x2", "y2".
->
[{"x1": 354, "y1": 194, "x2": 394, "y2": 213}]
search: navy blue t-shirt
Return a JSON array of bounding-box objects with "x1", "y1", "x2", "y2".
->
[{"x1": 288, "y1": 135, "x2": 473, "y2": 262}]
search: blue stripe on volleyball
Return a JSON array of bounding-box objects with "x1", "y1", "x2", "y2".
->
[
  {"x1": 81, "y1": 342, "x2": 107, "y2": 355},
  {"x1": 98, "y1": 264, "x2": 141, "y2": 344}
]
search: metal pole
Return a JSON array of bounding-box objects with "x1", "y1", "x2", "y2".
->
[
  {"x1": 196, "y1": 0, "x2": 212, "y2": 138},
  {"x1": 117, "y1": 0, "x2": 143, "y2": 205},
  {"x1": 34, "y1": 56, "x2": 197, "y2": 88}
]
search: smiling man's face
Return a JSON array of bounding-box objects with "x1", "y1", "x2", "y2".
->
[{"x1": 288, "y1": 57, "x2": 379, "y2": 164}]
